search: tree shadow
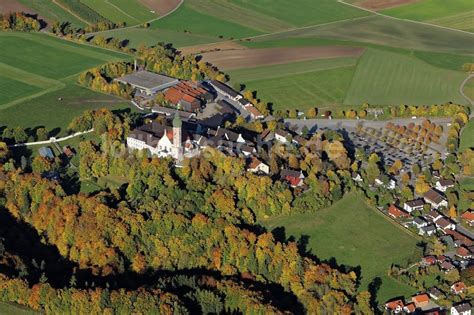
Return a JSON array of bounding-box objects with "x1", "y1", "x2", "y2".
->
[{"x1": 368, "y1": 277, "x2": 382, "y2": 309}]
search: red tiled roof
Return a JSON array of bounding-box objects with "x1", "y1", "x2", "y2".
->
[
  {"x1": 404, "y1": 303, "x2": 415, "y2": 313},
  {"x1": 385, "y1": 299, "x2": 404, "y2": 311},
  {"x1": 412, "y1": 294, "x2": 430, "y2": 305},
  {"x1": 446, "y1": 229, "x2": 473, "y2": 247},
  {"x1": 456, "y1": 246, "x2": 471, "y2": 258},
  {"x1": 248, "y1": 156, "x2": 262, "y2": 169},
  {"x1": 462, "y1": 211, "x2": 474, "y2": 222},
  {"x1": 451, "y1": 281, "x2": 467, "y2": 293},
  {"x1": 422, "y1": 256, "x2": 437, "y2": 265},
  {"x1": 388, "y1": 205, "x2": 410, "y2": 218}
]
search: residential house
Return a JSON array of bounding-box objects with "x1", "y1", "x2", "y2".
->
[
  {"x1": 280, "y1": 169, "x2": 305, "y2": 188},
  {"x1": 388, "y1": 204, "x2": 411, "y2": 219},
  {"x1": 420, "y1": 225, "x2": 436, "y2": 236},
  {"x1": 434, "y1": 216, "x2": 456, "y2": 233},
  {"x1": 375, "y1": 176, "x2": 396, "y2": 190},
  {"x1": 404, "y1": 199, "x2": 425, "y2": 213},
  {"x1": 427, "y1": 287, "x2": 443, "y2": 301},
  {"x1": 446, "y1": 229, "x2": 474, "y2": 247},
  {"x1": 292, "y1": 135, "x2": 306, "y2": 146},
  {"x1": 259, "y1": 129, "x2": 275, "y2": 143},
  {"x1": 412, "y1": 217, "x2": 428, "y2": 229},
  {"x1": 427, "y1": 210, "x2": 443, "y2": 222},
  {"x1": 385, "y1": 299, "x2": 404, "y2": 313},
  {"x1": 403, "y1": 303, "x2": 416, "y2": 314},
  {"x1": 424, "y1": 189, "x2": 448, "y2": 209},
  {"x1": 451, "y1": 302, "x2": 471, "y2": 315},
  {"x1": 435, "y1": 179, "x2": 455, "y2": 192},
  {"x1": 275, "y1": 129, "x2": 290, "y2": 143},
  {"x1": 440, "y1": 260, "x2": 455, "y2": 273},
  {"x1": 421, "y1": 256, "x2": 437, "y2": 266},
  {"x1": 451, "y1": 282, "x2": 467, "y2": 295},
  {"x1": 456, "y1": 246, "x2": 472, "y2": 260},
  {"x1": 411, "y1": 294, "x2": 430, "y2": 309},
  {"x1": 461, "y1": 211, "x2": 474, "y2": 226},
  {"x1": 209, "y1": 127, "x2": 246, "y2": 143},
  {"x1": 246, "y1": 156, "x2": 270, "y2": 175},
  {"x1": 245, "y1": 105, "x2": 264, "y2": 120}
]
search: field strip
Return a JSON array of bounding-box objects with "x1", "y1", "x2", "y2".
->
[
  {"x1": 7, "y1": 32, "x2": 124, "y2": 62},
  {"x1": 52, "y1": 0, "x2": 92, "y2": 25},
  {"x1": 86, "y1": 0, "x2": 184, "y2": 35},
  {"x1": 0, "y1": 63, "x2": 60, "y2": 89},
  {"x1": 105, "y1": 0, "x2": 140, "y2": 23},
  {"x1": 0, "y1": 83, "x2": 65, "y2": 111},
  {"x1": 338, "y1": 0, "x2": 474, "y2": 36},
  {"x1": 231, "y1": 59, "x2": 358, "y2": 82}
]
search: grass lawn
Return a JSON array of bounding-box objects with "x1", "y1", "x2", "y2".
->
[
  {"x1": 99, "y1": 27, "x2": 221, "y2": 48},
  {"x1": 382, "y1": 0, "x2": 474, "y2": 31},
  {"x1": 460, "y1": 119, "x2": 474, "y2": 151},
  {"x1": 460, "y1": 177, "x2": 474, "y2": 191},
  {"x1": 151, "y1": 3, "x2": 262, "y2": 39},
  {"x1": 0, "y1": 32, "x2": 131, "y2": 136},
  {"x1": 261, "y1": 193, "x2": 420, "y2": 303},
  {"x1": 344, "y1": 49, "x2": 468, "y2": 105},
  {"x1": 18, "y1": 0, "x2": 86, "y2": 27},
  {"x1": 0, "y1": 76, "x2": 42, "y2": 105},
  {"x1": 81, "y1": 0, "x2": 156, "y2": 25},
  {"x1": 232, "y1": 65, "x2": 356, "y2": 110},
  {"x1": 0, "y1": 302, "x2": 37, "y2": 315}
]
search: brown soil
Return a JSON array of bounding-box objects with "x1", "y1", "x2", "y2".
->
[
  {"x1": 0, "y1": 0, "x2": 33, "y2": 14},
  {"x1": 353, "y1": 0, "x2": 418, "y2": 10},
  {"x1": 198, "y1": 46, "x2": 365, "y2": 70},
  {"x1": 139, "y1": 0, "x2": 182, "y2": 16},
  {"x1": 179, "y1": 41, "x2": 248, "y2": 56}
]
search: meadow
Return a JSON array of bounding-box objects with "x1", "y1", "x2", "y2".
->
[
  {"x1": 81, "y1": 0, "x2": 156, "y2": 25},
  {"x1": 459, "y1": 119, "x2": 474, "y2": 152},
  {"x1": 344, "y1": 49, "x2": 468, "y2": 105},
  {"x1": 382, "y1": 0, "x2": 474, "y2": 31},
  {"x1": 18, "y1": 0, "x2": 86, "y2": 27},
  {"x1": 261, "y1": 193, "x2": 420, "y2": 303},
  {"x1": 228, "y1": 57, "x2": 357, "y2": 110},
  {"x1": 0, "y1": 32, "x2": 131, "y2": 136}
]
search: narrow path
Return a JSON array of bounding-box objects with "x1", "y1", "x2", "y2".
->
[
  {"x1": 52, "y1": 0, "x2": 92, "y2": 26},
  {"x1": 338, "y1": 0, "x2": 474, "y2": 36},
  {"x1": 105, "y1": 0, "x2": 140, "y2": 23},
  {"x1": 8, "y1": 130, "x2": 94, "y2": 148},
  {"x1": 460, "y1": 73, "x2": 474, "y2": 106},
  {"x1": 86, "y1": 0, "x2": 184, "y2": 36}
]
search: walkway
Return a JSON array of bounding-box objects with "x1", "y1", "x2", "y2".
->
[
  {"x1": 460, "y1": 73, "x2": 474, "y2": 106},
  {"x1": 8, "y1": 129, "x2": 94, "y2": 148}
]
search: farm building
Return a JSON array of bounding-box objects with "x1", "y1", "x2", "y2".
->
[
  {"x1": 164, "y1": 81, "x2": 213, "y2": 112},
  {"x1": 116, "y1": 71, "x2": 179, "y2": 95}
]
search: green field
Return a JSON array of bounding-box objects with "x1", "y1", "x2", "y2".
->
[
  {"x1": 151, "y1": 3, "x2": 262, "y2": 39},
  {"x1": 460, "y1": 119, "x2": 474, "y2": 151},
  {"x1": 0, "y1": 302, "x2": 37, "y2": 315},
  {"x1": 382, "y1": 0, "x2": 474, "y2": 32},
  {"x1": 18, "y1": 0, "x2": 87, "y2": 27},
  {"x1": 228, "y1": 57, "x2": 358, "y2": 109},
  {"x1": 262, "y1": 193, "x2": 420, "y2": 303},
  {"x1": 0, "y1": 32, "x2": 131, "y2": 136},
  {"x1": 250, "y1": 15, "x2": 474, "y2": 55},
  {"x1": 344, "y1": 49, "x2": 468, "y2": 105},
  {"x1": 81, "y1": 0, "x2": 157, "y2": 25}
]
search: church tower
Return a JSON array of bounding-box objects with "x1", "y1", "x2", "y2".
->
[{"x1": 172, "y1": 113, "x2": 183, "y2": 160}]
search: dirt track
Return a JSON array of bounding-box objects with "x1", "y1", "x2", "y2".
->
[
  {"x1": 139, "y1": 0, "x2": 182, "y2": 16},
  {"x1": 198, "y1": 46, "x2": 365, "y2": 70},
  {"x1": 179, "y1": 41, "x2": 248, "y2": 55}
]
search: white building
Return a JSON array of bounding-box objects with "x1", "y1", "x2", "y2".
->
[
  {"x1": 424, "y1": 189, "x2": 448, "y2": 209},
  {"x1": 436, "y1": 179, "x2": 455, "y2": 192},
  {"x1": 451, "y1": 302, "x2": 471, "y2": 315},
  {"x1": 127, "y1": 115, "x2": 193, "y2": 160},
  {"x1": 247, "y1": 157, "x2": 270, "y2": 175},
  {"x1": 404, "y1": 199, "x2": 425, "y2": 213}
]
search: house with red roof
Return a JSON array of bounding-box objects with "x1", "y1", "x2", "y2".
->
[
  {"x1": 451, "y1": 282, "x2": 467, "y2": 295},
  {"x1": 280, "y1": 169, "x2": 305, "y2": 188},
  {"x1": 461, "y1": 210, "x2": 474, "y2": 226},
  {"x1": 247, "y1": 156, "x2": 269, "y2": 175},
  {"x1": 388, "y1": 204, "x2": 411, "y2": 219},
  {"x1": 385, "y1": 299, "x2": 404, "y2": 313}
]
